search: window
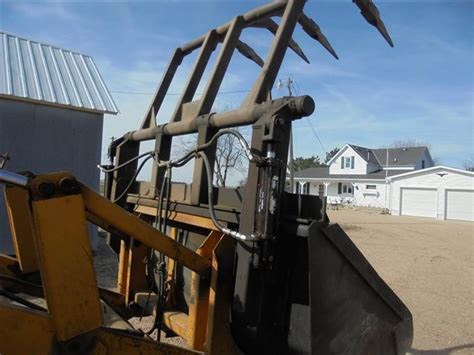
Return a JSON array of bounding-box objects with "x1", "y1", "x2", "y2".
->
[
  {"x1": 345, "y1": 157, "x2": 351, "y2": 168},
  {"x1": 366, "y1": 184, "x2": 376, "y2": 190},
  {"x1": 318, "y1": 184, "x2": 325, "y2": 196},
  {"x1": 422, "y1": 160, "x2": 425, "y2": 169},
  {"x1": 341, "y1": 156, "x2": 355, "y2": 169},
  {"x1": 339, "y1": 184, "x2": 353, "y2": 195},
  {"x1": 303, "y1": 183, "x2": 310, "y2": 195}
]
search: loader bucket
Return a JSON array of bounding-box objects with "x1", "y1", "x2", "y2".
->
[{"x1": 288, "y1": 222, "x2": 413, "y2": 354}]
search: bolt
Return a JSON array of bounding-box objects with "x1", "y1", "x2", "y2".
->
[
  {"x1": 59, "y1": 177, "x2": 79, "y2": 194},
  {"x1": 37, "y1": 181, "x2": 55, "y2": 198},
  {"x1": 275, "y1": 117, "x2": 285, "y2": 126}
]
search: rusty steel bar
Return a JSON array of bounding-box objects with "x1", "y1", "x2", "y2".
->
[
  {"x1": 139, "y1": 48, "x2": 184, "y2": 129},
  {"x1": 179, "y1": 1, "x2": 286, "y2": 55},
  {"x1": 124, "y1": 95, "x2": 314, "y2": 142},
  {"x1": 170, "y1": 31, "x2": 218, "y2": 123},
  {"x1": 244, "y1": 0, "x2": 306, "y2": 105}
]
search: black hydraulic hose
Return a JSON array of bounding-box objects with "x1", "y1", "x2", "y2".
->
[
  {"x1": 198, "y1": 152, "x2": 255, "y2": 241},
  {"x1": 106, "y1": 130, "x2": 260, "y2": 239},
  {"x1": 98, "y1": 150, "x2": 155, "y2": 173},
  {"x1": 112, "y1": 155, "x2": 153, "y2": 203}
]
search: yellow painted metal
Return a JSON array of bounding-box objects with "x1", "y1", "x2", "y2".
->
[
  {"x1": 81, "y1": 183, "x2": 210, "y2": 276},
  {"x1": 92, "y1": 327, "x2": 203, "y2": 354},
  {"x1": 125, "y1": 239, "x2": 149, "y2": 304},
  {"x1": 32, "y1": 194, "x2": 103, "y2": 341},
  {"x1": 0, "y1": 303, "x2": 54, "y2": 355},
  {"x1": 205, "y1": 235, "x2": 242, "y2": 355},
  {"x1": 188, "y1": 230, "x2": 223, "y2": 350},
  {"x1": 165, "y1": 227, "x2": 178, "y2": 308},
  {"x1": 4, "y1": 186, "x2": 38, "y2": 273},
  {"x1": 117, "y1": 240, "x2": 130, "y2": 295},
  {"x1": 134, "y1": 205, "x2": 218, "y2": 231},
  {"x1": 0, "y1": 255, "x2": 18, "y2": 279},
  {"x1": 163, "y1": 311, "x2": 189, "y2": 339}
]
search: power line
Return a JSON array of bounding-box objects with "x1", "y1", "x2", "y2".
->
[
  {"x1": 279, "y1": 77, "x2": 328, "y2": 156},
  {"x1": 306, "y1": 118, "x2": 328, "y2": 155},
  {"x1": 110, "y1": 89, "x2": 251, "y2": 96}
]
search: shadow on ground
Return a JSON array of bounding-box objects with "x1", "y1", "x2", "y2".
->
[{"x1": 410, "y1": 343, "x2": 474, "y2": 354}]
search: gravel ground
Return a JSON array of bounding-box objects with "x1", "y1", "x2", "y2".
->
[
  {"x1": 328, "y1": 208, "x2": 474, "y2": 355},
  {"x1": 93, "y1": 236, "x2": 187, "y2": 347},
  {"x1": 94, "y1": 210, "x2": 473, "y2": 354}
]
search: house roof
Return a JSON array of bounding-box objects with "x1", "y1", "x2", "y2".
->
[
  {"x1": 327, "y1": 143, "x2": 428, "y2": 168},
  {"x1": 386, "y1": 165, "x2": 474, "y2": 181},
  {"x1": 0, "y1": 31, "x2": 118, "y2": 115},
  {"x1": 293, "y1": 166, "x2": 401, "y2": 181},
  {"x1": 348, "y1": 144, "x2": 379, "y2": 165},
  {"x1": 372, "y1": 146, "x2": 428, "y2": 167}
]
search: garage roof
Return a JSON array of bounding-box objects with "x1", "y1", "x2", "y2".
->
[
  {"x1": 0, "y1": 31, "x2": 118, "y2": 115},
  {"x1": 293, "y1": 166, "x2": 401, "y2": 180},
  {"x1": 387, "y1": 165, "x2": 474, "y2": 181}
]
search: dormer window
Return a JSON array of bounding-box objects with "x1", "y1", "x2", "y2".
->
[{"x1": 341, "y1": 156, "x2": 355, "y2": 169}]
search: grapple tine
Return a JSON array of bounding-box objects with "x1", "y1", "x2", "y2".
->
[
  {"x1": 353, "y1": 0, "x2": 394, "y2": 47},
  {"x1": 236, "y1": 40, "x2": 264, "y2": 67},
  {"x1": 298, "y1": 14, "x2": 339, "y2": 60},
  {"x1": 255, "y1": 18, "x2": 310, "y2": 64}
]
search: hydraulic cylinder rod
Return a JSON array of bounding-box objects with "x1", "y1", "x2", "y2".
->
[{"x1": 0, "y1": 170, "x2": 29, "y2": 187}]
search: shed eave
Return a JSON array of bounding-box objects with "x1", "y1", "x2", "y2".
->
[{"x1": 0, "y1": 94, "x2": 118, "y2": 115}]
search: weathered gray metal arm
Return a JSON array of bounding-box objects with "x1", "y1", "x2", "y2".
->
[{"x1": 125, "y1": 95, "x2": 314, "y2": 142}]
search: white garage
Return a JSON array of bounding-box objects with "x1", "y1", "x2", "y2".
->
[
  {"x1": 445, "y1": 189, "x2": 474, "y2": 221},
  {"x1": 400, "y1": 188, "x2": 437, "y2": 218},
  {"x1": 388, "y1": 166, "x2": 474, "y2": 221}
]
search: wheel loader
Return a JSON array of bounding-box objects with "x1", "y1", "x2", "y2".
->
[{"x1": 0, "y1": 1, "x2": 413, "y2": 354}]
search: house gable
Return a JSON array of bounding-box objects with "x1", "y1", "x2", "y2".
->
[
  {"x1": 414, "y1": 148, "x2": 434, "y2": 170},
  {"x1": 329, "y1": 145, "x2": 370, "y2": 175}
]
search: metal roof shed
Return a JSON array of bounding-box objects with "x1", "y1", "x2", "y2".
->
[{"x1": 0, "y1": 31, "x2": 118, "y2": 252}]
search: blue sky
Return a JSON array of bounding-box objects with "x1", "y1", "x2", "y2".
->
[{"x1": 0, "y1": 0, "x2": 472, "y2": 183}]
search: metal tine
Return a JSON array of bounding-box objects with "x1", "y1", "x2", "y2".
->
[
  {"x1": 298, "y1": 13, "x2": 339, "y2": 60},
  {"x1": 253, "y1": 18, "x2": 310, "y2": 64},
  {"x1": 236, "y1": 40, "x2": 265, "y2": 67},
  {"x1": 353, "y1": 0, "x2": 394, "y2": 47}
]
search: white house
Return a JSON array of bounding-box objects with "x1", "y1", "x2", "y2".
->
[
  {"x1": 387, "y1": 166, "x2": 474, "y2": 221},
  {"x1": 291, "y1": 143, "x2": 434, "y2": 209}
]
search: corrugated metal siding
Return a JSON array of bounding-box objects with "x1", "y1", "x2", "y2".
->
[{"x1": 0, "y1": 32, "x2": 118, "y2": 114}]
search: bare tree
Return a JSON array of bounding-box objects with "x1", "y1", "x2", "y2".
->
[
  {"x1": 464, "y1": 156, "x2": 474, "y2": 172},
  {"x1": 383, "y1": 139, "x2": 431, "y2": 150},
  {"x1": 324, "y1": 147, "x2": 340, "y2": 164},
  {"x1": 214, "y1": 128, "x2": 247, "y2": 187},
  {"x1": 174, "y1": 127, "x2": 248, "y2": 188}
]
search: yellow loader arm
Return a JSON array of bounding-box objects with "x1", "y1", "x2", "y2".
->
[{"x1": 0, "y1": 170, "x2": 236, "y2": 354}]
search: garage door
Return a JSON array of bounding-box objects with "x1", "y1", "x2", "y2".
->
[
  {"x1": 446, "y1": 190, "x2": 474, "y2": 221},
  {"x1": 401, "y1": 188, "x2": 437, "y2": 218}
]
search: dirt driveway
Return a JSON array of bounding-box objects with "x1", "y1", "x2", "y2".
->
[{"x1": 328, "y1": 209, "x2": 474, "y2": 355}]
